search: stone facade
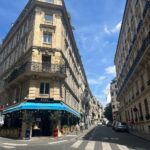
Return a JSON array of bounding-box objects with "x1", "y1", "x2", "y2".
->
[
  {"x1": 115, "y1": 0, "x2": 150, "y2": 133},
  {"x1": 110, "y1": 78, "x2": 120, "y2": 121},
  {"x1": 0, "y1": 0, "x2": 90, "y2": 138},
  {"x1": 0, "y1": 0, "x2": 88, "y2": 113}
]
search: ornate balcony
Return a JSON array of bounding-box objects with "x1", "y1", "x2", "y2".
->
[{"x1": 5, "y1": 62, "x2": 66, "y2": 85}]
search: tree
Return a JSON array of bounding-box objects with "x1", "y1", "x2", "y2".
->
[{"x1": 104, "y1": 103, "x2": 113, "y2": 121}]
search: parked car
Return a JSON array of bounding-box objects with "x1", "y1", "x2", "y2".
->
[
  {"x1": 112, "y1": 120, "x2": 117, "y2": 130},
  {"x1": 114, "y1": 121, "x2": 128, "y2": 132},
  {"x1": 106, "y1": 121, "x2": 112, "y2": 127}
]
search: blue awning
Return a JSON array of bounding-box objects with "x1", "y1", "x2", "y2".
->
[{"x1": 3, "y1": 102, "x2": 80, "y2": 118}]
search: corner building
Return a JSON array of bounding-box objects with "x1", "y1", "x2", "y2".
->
[
  {"x1": 0, "y1": 0, "x2": 88, "y2": 139},
  {"x1": 115, "y1": 0, "x2": 150, "y2": 133}
]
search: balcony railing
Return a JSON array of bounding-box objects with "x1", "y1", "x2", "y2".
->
[
  {"x1": 29, "y1": 62, "x2": 66, "y2": 74},
  {"x1": 118, "y1": 31, "x2": 150, "y2": 97},
  {"x1": 5, "y1": 62, "x2": 66, "y2": 84}
]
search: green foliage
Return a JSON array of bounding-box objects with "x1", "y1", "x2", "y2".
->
[{"x1": 104, "y1": 103, "x2": 113, "y2": 121}]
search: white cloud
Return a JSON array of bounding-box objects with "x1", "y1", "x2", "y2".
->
[
  {"x1": 104, "y1": 21, "x2": 122, "y2": 34},
  {"x1": 104, "y1": 26, "x2": 111, "y2": 34},
  {"x1": 105, "y1": 65, "x2": 116, "y2": 76},
  {"x1": 111, "y1": 21, "x2": 122, "y2": 33},
  {"x1": 88, "y1": 76, "x2": 106, "y2": 85},
  {"x1": 103, "y1": 84, "x2": 110, "y2": 95}
]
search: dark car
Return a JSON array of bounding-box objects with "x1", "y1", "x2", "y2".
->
[
  {"x1": 114, "y1": 122, "x2": 128, "y2": 132},
  {"x1": 106, "y1": 121, "x2": 112, "y2": 127}
]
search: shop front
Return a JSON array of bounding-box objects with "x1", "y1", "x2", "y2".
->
[{"x1": 1, "y1": 98, "x2": 80, "y2": 139}]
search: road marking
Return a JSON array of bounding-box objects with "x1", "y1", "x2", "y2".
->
[
  {"x1": 2, "y1": 146, "x2": 16, "y2": 149},
  {"x1": 48, "y1": 140, "x2": 67, "y2": 145},
  {"x1": 71, "y1": 140, "x2": 83, "y2": 148},
  {"x1": 102, "y1": 142, "x2": 112, "y2": 150},
  {"x1": 66, "y1": 135, "x2": 77, "y2": 137},
  {"x1": 3, "y1": 143, "x2": 28, "y2": 146},
  {"x1": 117, "y1": 144, "x2": 129, "y2": 150},
  {"x1": 85, "y1": 141, "x2": 95, "y2": 150}
]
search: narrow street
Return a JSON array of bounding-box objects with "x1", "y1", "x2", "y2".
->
[{"x1": 0, "y1": 125, "x2": 150, "y2": 150}]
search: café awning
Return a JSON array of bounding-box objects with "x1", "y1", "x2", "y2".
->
[{"x1": 3, "y1": 102, "x2": 80, "y2": 118}]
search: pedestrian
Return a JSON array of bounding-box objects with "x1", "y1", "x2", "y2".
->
[
  {"x1": 75, "y1": 124, "x2": 80, "y2": 135},
  {"x1": 79, "y1": 122, "x2": 84, "y2": 133}
]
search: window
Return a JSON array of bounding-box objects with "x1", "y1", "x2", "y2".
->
[
  {"x1": 45, "y1": 14, "x2": 53, "y2": 22},
  {"x1": 43, "y1": 33, "x2": 52, "y2": 44},
  {"x1": 144, "y1": 99, "x2": 149, "y2": 115},
  {"x1": 40, "y1": 83, "x2": 50, "y2": 94},
  {"x1": 46, "y1": 0, "x2": 54, "y2": 3}
]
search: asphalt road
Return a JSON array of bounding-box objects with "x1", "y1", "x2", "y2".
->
[{"x1": 0, "y1": 125, "x2": 150, "y2": 150}]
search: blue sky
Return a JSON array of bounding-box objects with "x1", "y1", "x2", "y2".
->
[{"x1": 0, "y1": 0, "x2": 126, "y2": 106}]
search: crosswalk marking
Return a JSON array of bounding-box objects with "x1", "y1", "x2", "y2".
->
[
  {"x1": 102, "y1": 142, "x2": 112, "y2": 150},
  {"x1": 117, "y1": 144, "x2": 129, "y2": 150},
  {"x1": 71, "y1": 140, "x2": 83, "y2": 148},
  {"x1": 3, "y1": 143, "x2": 28, "y2": 146},
  {"x1": 71, "y1": 140, "x2": 131, "y2": 150},
  {"x1": 48, "y1": 140, "x2": 67, "y2": 145},
  {"x1": 2, "y1": 145, "x2": 16, "y2": 149},
  {"x1": 85, "y1": 141, "x2": 95, "y2": 150}
]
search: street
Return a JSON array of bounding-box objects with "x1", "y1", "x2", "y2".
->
[{"x1": 0, "y1": 125, "x2": 150, "y2": 150}]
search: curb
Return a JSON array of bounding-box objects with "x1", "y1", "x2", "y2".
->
[{"x1": 129, "y1": 131, "x2": 150, "y2": 142}]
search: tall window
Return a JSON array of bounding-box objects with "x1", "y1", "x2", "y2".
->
[
  {"x1": 45, "y1": 14, "x2": 53, "y2": 22},
  {"x1": 139, "y1": 103, "x2": 143, "y2": 117},
  {"x1": 40, "y1": 83, "x2": 50, "y2": 94},
  {"x1": 144, "y1": 99, "x2": 149, "y2": 115},
  {"x1": 43, "y1": 33, "x2": 52, "y2": 44}
]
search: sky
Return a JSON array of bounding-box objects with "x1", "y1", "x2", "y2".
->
[{"x1": 0, "y1": 0, "x2": 126, "y2": 106}]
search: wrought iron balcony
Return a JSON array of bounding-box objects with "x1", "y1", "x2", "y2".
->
[
  {"x1": 5, "y1": 62, "x2": 66, "y2": 84},
  {"x1": 29, "y1": 62, "x2": 66, "y2": 74}
]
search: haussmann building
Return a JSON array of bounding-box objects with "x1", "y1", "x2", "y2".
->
[
  {"x1": 115, "y1": 0, "x2": 150, "y2": 133},
  {"x1": 0, "y1": 0, "x2": 89, "y2": 139}
]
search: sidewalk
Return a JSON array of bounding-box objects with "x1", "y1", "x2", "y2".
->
[
  {"x1": 129, "y1": 130, "x2": 150, "y2": 142},
  {"x1": 66, "y1": 124, "x2": 96, "y2": 140},
  {"x1": 0, "y1": 124, "x2": 97, "y2": 145}
]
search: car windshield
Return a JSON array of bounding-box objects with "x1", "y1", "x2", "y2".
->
[{"x1": 118, "y1": 122, "x2": 127, "y2": 126}]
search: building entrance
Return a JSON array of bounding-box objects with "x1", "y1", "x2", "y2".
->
[{"x1": 32, "y1": 111, "x2": 53, "y2": 137}]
